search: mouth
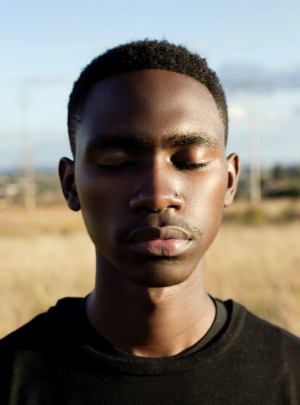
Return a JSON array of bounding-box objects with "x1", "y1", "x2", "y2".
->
[{"x1": 126, "y1": 226, "x2": 193, "y2": 257}]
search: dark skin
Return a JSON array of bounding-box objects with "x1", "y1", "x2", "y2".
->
[{"x1": 59, "y1": 70, "x2": 240, "y2": 358}]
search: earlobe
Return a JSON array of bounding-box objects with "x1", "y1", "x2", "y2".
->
[
  {"x1": 58, "y1": 157, "x2": 81, "y2": 211},
  {"x1": 224, "y1": 153, "x2": 240, "y2": 208}
]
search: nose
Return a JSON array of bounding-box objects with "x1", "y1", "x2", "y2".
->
[{"x1": 129, "y1": 159, "x2": 184, "y2": 213}]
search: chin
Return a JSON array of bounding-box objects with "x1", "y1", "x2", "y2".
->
[{"x1": 116, "y1": 258, "x2": 198, "y2": 288}]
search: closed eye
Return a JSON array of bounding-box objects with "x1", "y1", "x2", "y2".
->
[
  {"x1": 97, "y1": 161, "x2": 135, "y2": 170},
  {"x1": 96, "y1": 161, "x2": 208, "y2": 170},
  {"x1": 173, "y1": 162, "x2": 209, "y2": 170}
]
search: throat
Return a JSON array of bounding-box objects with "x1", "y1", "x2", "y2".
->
[{"x1": 86, "y1": 270, "x2": 215, "y2": 358}]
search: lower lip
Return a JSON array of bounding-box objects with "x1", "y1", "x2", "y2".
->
[{"x1": 127, "y1": 239, "x2": 192, "y2": 256}]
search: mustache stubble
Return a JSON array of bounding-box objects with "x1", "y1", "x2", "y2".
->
[{"x1": 113, "y1": 213, "x2": 203, "y2": 242}]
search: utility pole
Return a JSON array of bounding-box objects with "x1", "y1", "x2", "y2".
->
[
  {"x1": 20, "y1": 87, "x2": 35, "y2": 212},
  {"x1": 17, "y1": 75, "x2": 72, "y2": 212},
  {"x1": 249, "y1": 84, "x2": 261, "y2": 204}
]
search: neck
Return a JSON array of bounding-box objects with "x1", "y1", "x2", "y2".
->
[{"x1": 86, "y1": 253, "x2": 215, "y2": 358}]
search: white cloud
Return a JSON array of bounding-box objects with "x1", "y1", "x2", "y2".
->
[
  {"x1": 266, "y1": 110, "x2": 280, "y2": 120},
  {"x1": 228, "y1": 104, "x2": 245, "y2": 120}
]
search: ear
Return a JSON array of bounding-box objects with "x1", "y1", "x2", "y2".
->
[
  {"x1": 224, "y1": 153, "x2": 240, "y2": 208},
  {"x1": 58, "y1": 157, "x2": 81, "y2": 211}
]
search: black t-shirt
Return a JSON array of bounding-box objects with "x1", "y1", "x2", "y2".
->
[{"x1": 1, "y1": 296, "x2": 300, "y2": 404}]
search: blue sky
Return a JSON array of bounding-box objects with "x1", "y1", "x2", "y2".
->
[{"x1": 1, "y1": 0, "x2": 300, "y2": 170}]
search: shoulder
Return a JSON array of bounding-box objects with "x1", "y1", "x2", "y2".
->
[
  {"x1": 0, "y1": 297, "x2": 84, "y2": 359},
  {"x1": 0, "y1": 297, "x2": 84, "y2": 402},
  {"x1": 228, "y1": 300, "x2": 300, "y2": 366}
]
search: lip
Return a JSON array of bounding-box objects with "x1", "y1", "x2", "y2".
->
[{"x1": 126, "y1": 226, "x2": 192, "y2": 257}]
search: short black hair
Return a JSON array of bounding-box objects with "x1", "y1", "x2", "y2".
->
[{"x1": 68, "y1": 39, "x2": 228, "y2": 156}]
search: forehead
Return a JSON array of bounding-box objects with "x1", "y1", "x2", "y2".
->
[{"x1": 77, "y1": 70, "x2": 225, "y2": 152}]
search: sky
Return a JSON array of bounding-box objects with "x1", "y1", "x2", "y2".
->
[{"x1": 1, "y1": 0, "x2": 300, "y2": 170}]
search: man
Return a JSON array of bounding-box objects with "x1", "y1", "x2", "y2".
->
[{"x1": 1, "y1": 40, "x2": 300, "y2": 404}]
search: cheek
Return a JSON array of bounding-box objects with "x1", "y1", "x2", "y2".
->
[
  {"x1": 184, "y1": 167, "x2": 228, "y2": 229},
  {"x1": 75, "y1": 170, "x2": 129, "y2": 245},
  {"x1": 204, "y1": 169, "x2": 228, "y2": 209}
]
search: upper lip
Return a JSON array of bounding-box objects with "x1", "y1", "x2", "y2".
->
[{"x1": 127, "y1": 226, "x2": 191, "y2": 243}]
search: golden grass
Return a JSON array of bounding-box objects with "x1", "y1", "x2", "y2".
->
[
  {"x1": 206, "y1": 222, "x2": 300, "y2": 336},
  {"x1": 1, "y1": 204, "x2": 300, "y2": 339}
]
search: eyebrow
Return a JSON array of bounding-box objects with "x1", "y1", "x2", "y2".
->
[
  {"x1": 161, "y1": 134, "x2": 217, "y2": 149},
  {"x1": 84, "y1": 133, "x2": 218, "y2": 156}
]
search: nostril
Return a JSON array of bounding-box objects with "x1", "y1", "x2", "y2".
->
[{"x1": 169, "y1": 204, "x2": 180, "y2": 210}]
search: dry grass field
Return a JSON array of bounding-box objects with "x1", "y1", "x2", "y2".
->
[{"x1": 1, "y1": 200, "x2": 300, "y2": 339}]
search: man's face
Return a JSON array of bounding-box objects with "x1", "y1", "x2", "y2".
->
[{"x1": 64, "y1": 70, "x2": 238, "y2": 287}]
